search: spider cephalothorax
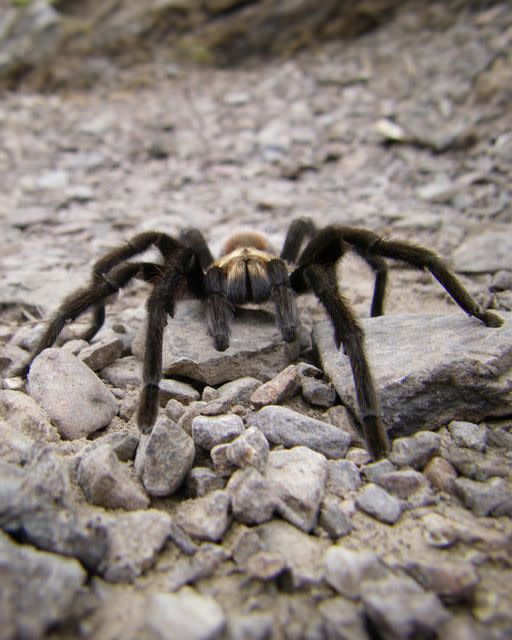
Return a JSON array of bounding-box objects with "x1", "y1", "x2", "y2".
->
[{"x1": 18, "y1": 218, "x2": 503, "y2": 460}]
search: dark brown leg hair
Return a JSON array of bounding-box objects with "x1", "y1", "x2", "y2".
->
[
  {"x1": 180, "y1": 228, "x2": 214, "y2": 271},
  {"x1": 205, "y1": 266, "x2": 233, "y2": 351},
  {"x1": 297, "y1": 226, "x2": 503, "y2": 327},
  {"x1": 303, "y1": 264, "x2": 390, "y2": 460},
  {"x1": 340, "y1": 228, "x2": 504, "y2": 327},
  {"x1": 280, "y1": 217, "x2": 317, "y2": 263},
  {"x1": 137, "y1": 248, "x2": 204, "y2": 431},
  {"x1": 78, "y1": 231, "x2": 183, "y2": 342},
  {"x1": 17, "y1": 261, "x2": 158, "y2": 377},
  {"x1": 268, "y1": 259, "x2": 298, "y2": 342},
  {"x1": 291, "y1": 226, "x2": 388, "y2": 317}
]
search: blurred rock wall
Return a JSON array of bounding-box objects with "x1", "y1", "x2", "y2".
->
[{"x1": 0, "y1": 0, "x2": 402, "y2": 88}]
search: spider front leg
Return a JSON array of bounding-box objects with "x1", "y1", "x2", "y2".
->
[
  {"x1": 205, "y1": 267, "x2": 233, "y2": 352},
  {"x1": 295, "y1": 263, "x2": 390, "y2": 460},
  {"x1": 137, "y1": 249, "x2": 203, "y2": 432}
]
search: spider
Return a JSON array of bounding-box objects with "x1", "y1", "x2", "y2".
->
[{"x1": 18, "y1": 218, "x2": 503, "y2": 461}]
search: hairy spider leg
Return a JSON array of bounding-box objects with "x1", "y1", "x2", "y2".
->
[
  {"x1": 280, "y1": 217, "x2": 317, "y2": 263},
  {"x1": 17, "y1": 261, "x2": 159, "y2": 377},
  {"x1": 80, "y1": 231, "x2": 183, "y2": 342},
  {"x1": 303, "y1": 263, "x2": 389, "y2": 460},
  {"x1": 325, "y1": 226, "x2": 504, "y2": 328},
  {"x1": 137, "y1": 247, "x2": 204, "y2": 432},
  {"x1": 180, "y1": 228, "x2": 215, "y2": 271},
  {"x1": 205, "y1": 266, "x2": 234, "y2": 351},
  {"x1": 296, "y1": 225, "x2": 389, "y2": 318},
  {"x1": 268, "y1": 259, "x2": 298, "y2": 342},
  {"x1": 290, "y1": 232, "x2": 390, "y2": 459}
]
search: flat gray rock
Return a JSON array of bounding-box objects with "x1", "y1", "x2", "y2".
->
[
  {"x1": 0, "y1": 531, "x2": 86, "y2": 640},
  {"x1": 256, "y1": 520, "x2": 330, "y2": 589},
  {"x1": 28, "y1": 348, "x2": 118, "y2": 440},
  {"x1": 99, "y1": 509, "x2": 174, "y2": 582},
  {"x1": 265, "y1": 446, "x2": 327, "y2": 532},
  {"x1": 325, "y1": 546, "x2": 388, "y2": 599},
  {"x1": 132, "y1": 300, "x2": 301, "y2": 385},
  {"x1": 356, "y1": 483, "x2": 403, "y2": 524},
  {"x1": 191, "y1": 414, "x2": 245, "y2": 451},
  {"x1": 139, "y1": 588, "x2": 226, "y2": 640},
  {"x1": 175, "y1": 490, "x2": 231, "y2": 542},
  {"x1": 0, "y1": 390, "x2": 60, "y2": 443},
  {"x1": 361, "y1": 576, "x2": 450, "y2": 640},
  {"x1": 77, "y1": 444, "x2": 150, "y2": 511},
  {"x1": 313, "y1": 313, "x2": 512, "y2": 438},
  {"x1": 247, "y1": 405, "x2": 351, "y2": 459},
  {"x1": 452, "y1": 230, "x2": 512, "y2": 274}
]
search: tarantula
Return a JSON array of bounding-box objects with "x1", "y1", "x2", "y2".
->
[{"x1": 19, "y1": 218, "x2": 503, "y2": 460}]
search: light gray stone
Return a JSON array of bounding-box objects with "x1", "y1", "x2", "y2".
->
[
  {"x1": 453, "y1": 230, "x2": 512, "y2": 274},
  {"x1": 301, "y1": 376, "x2": 337, "y2": 408},
  {"x1": 77, "y1": 444, "x2": 150, "y2": 510},
  {"x1": 227, "y1": 612, "x2": 273, "y2": 640},
  {"x1": 246, "y1": 550, "x2": 286, "y2": 580},
  {"x1": 249, "y1": 364, "x2": 301, "y2": 408},
  {"x1": 191, "y1": 414, "x2": 245, "y2": 450},
  {"x1": 0, "y1": 389, "x2": 60, "y2": 442},
  {"x1": 160, "y1": 378, "x2": 201, "y2": 405},
  {"x1": 100, "y1": 509, "x2": 173, "y2": 582},
  {"x1": 78, "y1": 335, "x2": 124, "y2": 371},
  {"x1": 135, "y1": 417, "x2": 195, "y2": 497},
  {"x1": 448, "y1": 420, "x2": 488, "y2": 451},
  {"x1": 319, "y1": 496, "x2": 353, "y2": 538},
  {"x1": 186, "y1": 467, "x2": 225, "y2": 497},
  {"x1": 361, "y1": 577, "x2": 451, "y2": 640},
  {"x1": 377, "y1": 469, "x2": 433, "y2": 506},
  {"x1": 454, "y1": 477, "x2": 512, "y2": 516},
  {"x1": 28, "y1": 348, "x2": 118, "y2": 439},
  {"x1": 318, "y1": 597, "x2": 368, "y2": 640},
  {"x1": 0, "y1": 531, "x2": 87, "y2": 640},
  {"x1": 355, "y1": 484, "x2": 403, "y2": 524},
  {"x1": 363, "y1": 459, "x2": 396, "y2": 484},
  {"x1": 313, "y1": 313, "x2": 512, "y2": 437},
  {"x1": 225, "y1": 426, "x2": 270, "y2": 472},
  {"x1": 228, "y1": 467, "x2": 277, "y2": 525},
  {"x1": 90, "y1": 429, "x2": 140, "y2": 462},
  {"x1": 165, "y1": 398, "x2": 186, "y2": 422},
  {"x1": 132, "y1": 301, "x2": 301, "y2": 385},
  {"x1": 166, "y1": 543, "x2": 228, "y2": 592},
  {"x1": 140, "y1": 588, "x2": 226, "y2": 640},
  {"x1": 324, "y1": 546, "x2": 388, "y2": 599},
  {"x1": 248, "y1": 405, "x2": 351, "y2": 459},
  {"x1": 265, "y1": 446, "x2": 327, "y2": 532},
  {"x1": 0, "y1": 418, "x2": 35, "y2": 464},
  {"x1": 404, "y1": 558, "x2": 479, "y2": 604},
  {"x1": 210, "y1": 442, "x2": 238, "y2": 477},
  {"x1": 256, "y1": 520, "x2": 330, "y2": 589},
  {"x1": 326, "y1": 459, "x2": 362, "y2": 496},
  {"x1": 175, "y1": 490, "x2": 231, "y2": 542},
  {"x1": 100, "y1": 355, "x2": 141, "y2": 388},
  {"x1": 389, "y1": 431, "x2": 441, "y2": 469},
  {"x1": 213, "y1": 376, "x2": 262, "y2": 411}
]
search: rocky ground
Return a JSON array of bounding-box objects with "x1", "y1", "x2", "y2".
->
[{"x1": 1, "y1": 2, "x2": 512, "y2": 639}]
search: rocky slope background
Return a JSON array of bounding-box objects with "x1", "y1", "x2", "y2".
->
[{"x1": 1, "y1": 1, "x2": 512, "y2": 639}]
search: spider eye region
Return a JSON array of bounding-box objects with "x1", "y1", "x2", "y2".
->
[{"x1": 215, "y1": 248, "x2": 273, "y2": 304}]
